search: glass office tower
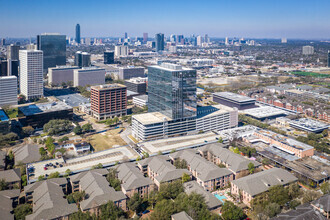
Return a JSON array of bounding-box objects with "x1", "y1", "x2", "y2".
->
[
  {"x1": 76, "y1": 24, "x2": 81, "y2": 44},
  {"x1": 37, "y1": 33, "x2": 66, "y2": 72},
  {"x1": 148, "y1": 63, "x2": 197, "y2": 120},
  {"x1": 155, "y1": 33, "x2": 164, "y2": 52}
]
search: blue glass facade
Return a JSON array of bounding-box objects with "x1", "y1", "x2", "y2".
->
[
  {"x1": 37, "y1": 34, "x2": 66, "y2": 71},
  {"x1": 148, "y1": 64, "x2": 197, "y2": 120}
]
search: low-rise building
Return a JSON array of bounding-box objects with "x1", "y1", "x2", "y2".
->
[
  {"x1": 169, "y1": 149, "x2": 233, "y2": 191},
  {"x1": 0, "y1": 151, "x2": 6, "y2": 170},
  {"x1": 48, "y1": 66, "x2": 79, "y2": 86},
  {"x1": 213, "y1": 92, "x2": 256, "y2": 110},
  {"x1": 118, "y1": 66, "x2": 145, "y2": 80},
  {"x1": 13, "y1": 144, "x2": 41, "y2": 165},
  {"x1": 273, "y1": 203, "x2": 326, "y2": 220},
  {"x1": 0, "y1": 76, "x2": 18, "y2": 107},
  {"x1": 70, "y1": 169, "x2": 127, "y2": 214},
  {"x1": 289, "y1": 118, "x2": 329, "y2": 133},
  {"x1": 184, "y1": 181, "x2": 222, "y2": 211},
  {"x1": 57, "y1": 141, "x2": 91, "y2": 154},
  {"x1": 73, "y1": 68, "x2": 105, "y2": 87},
  {"x1": 231, "y1": 168, "x2": 297, "y2": 206},
  {"x1": 0, "y1": 168, "x2": 21, "y2": 189},
  {"x1": 311, "y1": 194, "x2": 330, "y2": 219},
  {"x1": 124, "y1": 77, "x2": 147, "y2": 94},
  {"x1": 0, "y1": 189, "x2": 20, "y2": 220},
  {"x1": 171, "y1": 211, "x2": 193, "y2": 220},
  {"x1": 199, "y1": 143, "x2": 261, "y2": 179},
  {"x1": 24, "y1": 178, "x2": 77, "y2": 220},
  {"x1": 116, "y1": 163, "x2": 154, "y2": 198},
  {"x1": 133, "y1": 95, "x2": 148, "y2": 107}
]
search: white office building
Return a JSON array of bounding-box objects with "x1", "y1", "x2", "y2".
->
[
  {"x1": 73, "y1": 67, "x2": 105, "y2": 87},
  {"x1": 197, "y1": 36, "x2": 203, "y2": 46},
  {"x1": 0, "y1": 76, "x2": 18, "y2": 107},
  {"x1": 133, "y1": 95, "x2": 148, "y2": 107},
  {"x1": 48, "y1": 66, "x2": 79, "y2": 86},
  {"x1": 19, "y1": 50, "x2": 43, "y2": 100},
  {"x1": 302, "y1": 46, "x2": 314, "y2": 55},
  {"x1": 115, "y1": 45, "x2": 128, "y2": 57}
]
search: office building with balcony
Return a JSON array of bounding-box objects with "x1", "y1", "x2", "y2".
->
[{"x1": 91, "y1": 84, "x2": 127, "y2": 120}]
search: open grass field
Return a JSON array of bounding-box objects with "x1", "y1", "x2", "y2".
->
[
  {"x1": 87, "y1": 128, "x2": 126, "y2": 152},
  {"x1": 291, "y1": 71, "x2": 330, "y2": 78}
]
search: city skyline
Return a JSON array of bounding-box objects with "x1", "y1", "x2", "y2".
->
[{"x1": 1, "y1": 0, "x2": 330, "y2": 39}]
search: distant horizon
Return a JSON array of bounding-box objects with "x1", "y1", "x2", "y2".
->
[{"x1": 1, "y1": 0, "x2": 330, "y2": 39}]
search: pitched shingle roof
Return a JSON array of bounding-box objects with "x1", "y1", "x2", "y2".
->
[
  {"x1": 0, "y1": 189, "x2": 20, "y2": 220},
  {"x1": 13, "y1": 144, "x2": 41, "y2": 165},
  {"x1": 0, "y1": 168, "x2": 21, "y2": 183},
  {"x1": 0, "y1": 151, "x2": 6, "y2": 169},
  {"x1": 184, "y1": 181, "x2": 222, "y2": 210},
  {"x1": 312, "y1": 194, "x2": 330, "y2": 213},
  {"x1": 117, "y1": 163, "x2": 153, "y2": 191},
  {"x1": 231, "y1": 168, "x2": 298, "y2": 197},
  {"x1": 272, "y1": 203, "x2": 326, "y2": 220},
  {"x1": 200, "y1": 143, "x2": 261, "y2": 173},
  {"x1": 171, "y1": 211, "x2": 193, "y2": 220},
  {"x1": 25, "y1": 178, "x2": 78, "y2": 220}
]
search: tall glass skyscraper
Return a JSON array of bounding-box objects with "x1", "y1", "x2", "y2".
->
[
  {"x1": 148, "y1": 63, "x2": 197, "y2": 120},
  {"x1": 155, "y1": 33, "x2": 164, "y2": 52},
  {"x1": 37, "y1": 33, "x2": 66, "y2": 72},
  {"x1": 76, "y1": 24, "x2": 81, "y2": 44},
  {"x1": 328, "y1": 51, "x2": 330, "y2": 68}
]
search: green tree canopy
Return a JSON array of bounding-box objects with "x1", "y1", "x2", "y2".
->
[{"x1": 221, "y1": 201, "x2": 246, "y2": 220}]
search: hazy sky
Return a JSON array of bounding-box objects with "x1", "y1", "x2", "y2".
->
[{"x1": 1, "y1": 0, "x2": 330, "y2": 39}]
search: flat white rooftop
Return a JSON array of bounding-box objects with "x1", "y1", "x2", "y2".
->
[
  {"x1": 241, "y1": 106, "x2": 287, "y2": 119},
  {"x1": 139, "y1": 132, "x2": 220, "y2": 155}
]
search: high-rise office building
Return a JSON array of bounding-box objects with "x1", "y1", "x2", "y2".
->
[
  {"x1": 0, "y1": 76, "x2": 18, "y2": 107},
  {"x1": 170, "y1": 34, "x2": 176, "y2": 43},
  {"x1": 76, "y1": 24, "x2": 81, "y2": 44},
  {"x1": 7, "y1": 44, "x2": 20, "y2": 60},
  {"x1": 155, "y1": 33, "x2": 164, "y2": 52},
  {"x1": 104, "y1": 51, "x2": 115, "y2": 64},
  {"x1": 197, "y1": 36, "x2": 203, "y2": 46},
  {"x1": 19, "y1": 50, "x2": 43, "y2": 99},
  {"x1": 0, "y1": 38, "x2": 5, "y2": 46},
  {"x1": 176, "y1": 35, "x2": 184, "y2": 45},
  {"x1": 124, "y1": 32, "x2": 128, "y2": 39},
  {"x1": 114, "y1": 45, "x2": 128, "y2": 57},
  {"x1": 75, "y1": 51, "x2": 91, "y2": 68},
  {"x1": 302, "y1": 46, "x2": 314, "y2": 55},
  {"x1": 205, "y1": 34, "x2": 210, "y2": 43},
  {"x1": 148, "y1": 63, "x2": 197, "y2": 120},
  {"x1": 328, "y1": 51, "x2": 330, "y2": 68},
  {"x1": 91, "y1": 84, "x2": 127, "y2": 120},
  {"x1": 225, "y1": 37, "x2": 229, "y2": 45},
  {"x1": 143, "y1": 33, "x2": 148, "y2": 43},
  {"x1": 37, "y1": 33, "x2": 66, "y2": 71}
]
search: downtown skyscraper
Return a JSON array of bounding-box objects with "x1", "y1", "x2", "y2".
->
[
  {"x1": 37, "y1": 33, "x2": 66, "y2": 72},
  {"x1": 155, "y1": 33, "x2": 164, "y2": 52},
  {"x1": 76, "y1": 24, "x2": 81, "y2": 44}
]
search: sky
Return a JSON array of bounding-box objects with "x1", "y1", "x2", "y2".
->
[{"x1": 1, "y1": 0, "x2": 330, "y2": 39}]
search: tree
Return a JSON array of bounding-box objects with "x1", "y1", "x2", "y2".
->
[
  {"x1": 150, "y1": 199, "x2": 177, "y2": 220},
  {"x1": 289, "y1": 200, "x2": 301, "y2": 210},
  {"x1": 218, "y1": 137, "x2": 223, "y2": 143},
  {"x1": 248, "y1": 162, "x2": 255, "y2": 174},
  {"x1": 182, "y1": 173, "x2": 190, "y2": 183},
  {"x1": 221, "y1": 201, "x2": 246, "y2": 220},
  {"x1": 14, "y1": 204, "x2": 32, "y2": 220},
  {"x1": 127, "y1": 193, "x2": 144, "y2": 214},
  {"x1": 157, "y1": 180, "x2": 184, "y2": 201},
  {"x1": 288, "y1": 183, "x2": 301, "y2": 199},
  {"x1": 45, "y1": 137, "x2": 55, "y2": 155},
  {"x1": 67, "y1": 191, "x2": 86, "y2": 206},
  {"x1": 48, "y1": 172, "x2": 60, "y2": 179},
  {"x1": 264, "y1": 203, "x2": 281, "y2": 218},
  {"x1": 99, "y1": 201, "x2": 125, "y2": 220},
  {"x1": 21, "y1": 174, "x2": 27, "y2": 186},
  {"x1": 22, "y1": 126, "x2": 34, "y2": 136},
  {"x1": 70, "y1": 210, "x2": 94, "y2": 220},
  {"x1": 92, "y1": 163, "x2": 103, "y2": 169},
  {"x1": 268, "y1": 185, "x2": 290, "y2": 206},
  {"x1": 58, "y1": 136, "x2": 69, "y2": 143},
  {"x1": 82, "y1": 123, "x2": 93, "y2": 133},
  {"x1": 0, "y1": 179, "x2": 8, "y2": 191},
  {"x1": 174, "y1": 159, "x2": 188, "y2": 169},
  {"x1": 73, "y1": 125, "x2": 83, "y2": 135},
  {"x1": 43, "y1": 119, "x2": 73, "y2": 135},
  {"x1": 106, "y1": 168, "x2": 121, "y2": 191},
  {"x1": 38, "y1": 175, "x2": 45, "y2": 181},
  {"x1": 320, "y1": 182, "x2": 330, "y2": 195},
  {"x1": 65, "y1": 169, "x2": 72, "y2": 177},
  {"x1": 302, "y1": 190, "x2": 322, "y2": 203},
  {"x1": 39, "y1": 147, "x2": 47, "y2": 156}
]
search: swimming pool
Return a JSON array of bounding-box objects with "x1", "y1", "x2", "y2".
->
[{"x1": 214, "y1": 194, "x2": 228, "y2": 204}]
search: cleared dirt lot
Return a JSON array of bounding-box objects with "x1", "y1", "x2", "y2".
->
[{"x1": 87, "y1": 128, "x2": 126, "y2": 151}]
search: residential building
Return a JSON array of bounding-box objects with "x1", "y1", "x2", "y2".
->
[
  {"x1": 0, "y1": 76, "x2": 17, "y2": 107},
  {"x1": 57, "y1": 141, "x2": 91, "y2": 154},
  {"x1": 231, "y1": 168, "x2": 297, "y2": 206},
  {"x1": 133, "y1": 95, "x2": 148, "y2": 107},
  {"x1": 118, "y1": 67, "x2": 145, "y2": 80},
  {"x1": 172, "y1": 211, "x2": 193, "y2": 220},
  {"x1": 13, "y1": 144, "x2": 41, "y2": 165},
  {"x1": 0, "y1": 151, "x2": 6, "y2": 171},
  {"x1": 311, "y1": 194, "x2": 330, "y2": 219},
  {"x1": 213, "y1": 92, "x2": 256, "y2": 110},
  {"x1": 48, "y1": 66, "x2": 79, "y2": 86},
  {"x1": 184, "y1": 181, "x2": 222, "y2": 211},
  {"x1": 274, "y1": 203, "x2": 327, "y2": 220},
  {"x1": 73, "y1": 67, "x2": 105, "y2": 87},
  {"x1": 24, "y1": 178, "x2": 77, "y2": 219},
  {"x1": 76, "y1": 24, "x2": 81, "y2": 44},
  {"x1": 90, "y1": 84, "x2": 127, "y2": 120},
  {"x1": 199, "y1": 143, "x2": 261, "y2": 179},
  {"x1": 0, "y1": 169, "x2": 21, "y2": 189},
  {"x1": 302, "y1": 45, "x2": 314, "y2": 55},
  {"x1": 19, "y1": 50, "x2": 43, "y2": 99},
  {"x1": 114, "y1": 45, "x2": 128, "y2": 57},
  {"x1": 70, "y1": 169, "x2": 127, "y2": 214},
  {"x1": 0, "y1": 189, "x2": 20, "y2": 220},
  {"x1": 137, "y1": 155, "x2": 191, "y2": 189},
  {"x1": 169, "y1": 149, "x2": 233, "y2": 191},
  {"x1": 75, "y1": 51, "x2": 91, "y2": 68},
  {"x1": 104, "y1": 51, "x2": 114, "y2": 64},
  {"x1": 116, "y1": 163, "x2": 154, "y2": 198},
  {"x1": 124, "y1": 77, "x2": 147, "y2": 94},
  {"x1": 37, "y1": 33, "x2": 66, "y2": 71}
]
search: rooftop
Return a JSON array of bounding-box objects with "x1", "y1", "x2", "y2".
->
[
  {"x1": 0, "y1": 189, "x2": 20, "y2": 220},
  {"x1": 134, "y1": 95, "x2": 148, "y2": 101},
  {"x1": 273, "y1": 203, "x2": 326, "y2": 220},
  {"x1": 241, "y1": 106, "x2": 287, "y2": 119},
  {"x1": 0, "y1": 169, "x2": 21, "y2": 183},
  {"x1": 0, "y1": 109, "x2": 9, "y2": 122},
  {"x1": 231, "y1": 168, "x2": 297, "y2": 197},
  {"x1": 13, "y1": 144, "x2": 41, "y2": 165},
  {"x1": 149, "y1": 63, "x2": 194, "y2": 72},
  {"x1": 289, "y1": 118, "x2": 329, "y2": 132},
  {"x1": 171, "y1": 211, "x2": 193, "y2": 220},
  {"x1": 91, "y1": 83, "x2": 126, "y2": 91},
  {"x1": 213, "y1": 92, "x2": 256, "y2": 103},
  {"x1": 19, "y1": 102, "x2": 72, "y2": 116}
]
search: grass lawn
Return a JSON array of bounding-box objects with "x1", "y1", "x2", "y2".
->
[
  {"x1": 291, "y1": 71, "x2": 329, "y2": 78},
  {"x1": 87, "y1": 128, "x2": 126, "y2": 151},
  {"x1": 4, "y1": 108, "x2": 19, "y2": 119}
]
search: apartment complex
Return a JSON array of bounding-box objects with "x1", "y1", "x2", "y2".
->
[
  {"x1": 0, "y1": 76, "x2": 17, "y2": 107},
  {"x1": 19, "y1": 50, "x2": 43, "y2": 99},
  {"x1": 73, "y1": 68, "x2": 105, "y2": 87},
  {"x1": 90, "y1": 84, "x2": 127, "y2": 120}
]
